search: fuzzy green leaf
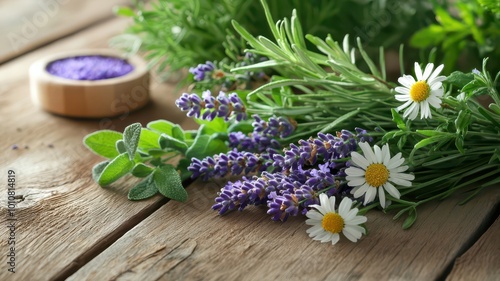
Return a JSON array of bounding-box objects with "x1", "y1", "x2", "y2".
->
[
  {"x1": 446, "y1": 71, "x2": 474, "y2": 89},
  {"x1": 138, "y1": 129, "x2": 162, "y2": 152},
  {"x1": 83, "y1": 130, "x2": 123, "y2": 159},
  {"x1": 131, "y1": 163, "x2": 155, "y2": 178},
  {"x1": 115, "y1": 140, "x2": 127, "y2": 154},
  {"x1": 123, "y1": 123, "x2": 142, "y2": 160},
  {"x1": 171, "y1": 125, "x2": 185, "y2": 141},
  {"x1": 154, "y1": 165, "x2": 188, "y2": 202},
  {"x1": 147, "y1": 120, "x2": 176, "y2": 135},
  {"x1": 98, "y1": 153, "x2": 134, "y2": 186},
  {"x1": 92, "y1": 161, "x2": 109, "y2": 182},
  {"x1": 159, "y1": 134, "x2": 188, "y2": 153},
  {"x1": 128, "y1": 176, "x2": 158, "y2": 201}
]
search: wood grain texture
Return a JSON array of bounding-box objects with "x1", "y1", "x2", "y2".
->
[
  {"x1": 0, "y1": 0, "x2": 129, "y2": 64},
  {"x1": 446, "y1": 214, "x2": 500, "y2": 281},
  {"x1": 70, "y1": 180, "x2": 499, "y2": 281},
  {"x1": 0, "y1": 17, "x2": 194, "y2": 281}
]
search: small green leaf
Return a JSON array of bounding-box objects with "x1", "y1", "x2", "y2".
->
[
  {"x1": 131, "y1": 163, "x2": 154, "y2": 177},
  {"x1": 98, "y1": 153, "x2": 134, "y2": 186},
  {"x1": 83, "y1": 130, "x2": 123, "y2": 159},
  {"x1": 185, "y1": 132, "x2": 211, "y2": 160},
  {"x1": 228, "y1": 121, "x2": 254, "y2": 134},
  {"x1": 115, "y1": 140, "x2": 127, "y2": 154},
  {"x1": 196, "y1": 118, "x2": 228, "y2": 134},
  {"x1": 147, "y1": 119, "x2": 175, "y2": 135},
  {"x1": 138, "y1": 129, "x2": 162, "y2": 152},
  {"x1": 113, "y1": 6, "x2": 135, "y2": 17},
  {"x1": 409, "y1": 25, "x2": 446, "y2": 48},
  {"x1": 128, "y1": 176, "x2": 158, "y2": 201},
  {"x1": 92, "y1": 161, "x2": 109, "y2": 182},
  {"x1": 455, "y1": 135, "x2": 465, "y2": 154},
  {"x1": 446, "y1": 71, "x2": 474, "y2": 89},
  {"x1": 455, "y1": 110, "x2": 471, "y2": 135},
  {"x1": 402, "y1": 208, "x2": 417, "y2": 229},
  {"x1": 391, "y1": 109, "x2": 406, "y2": 130},
  {"x1": 123, "y1": 123, "x2": 142, "y2": 160},
  {"x1": 159, "y1": 134, "x2": 188, "y2": 153},
  {"x1": 489, "y1": 104, "x2": 500, "y2": 115},
  {"x1": 414, "y1": 136, "x2": 445, "y2": 149},
  {"x1": 397, "y1": 135, "x2": 407, "y2": 150},
  {"x1": 154, "y1": 165, "x2": 188, "y2": 202},
  {"x1": 416, "y1": 130, "x2": 441, "y2": 137},
  {"x1": 171, "y1": 125, "x2": 185, "y2": 141}
]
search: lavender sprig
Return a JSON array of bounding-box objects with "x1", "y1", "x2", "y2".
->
[
  {"x1": 210, "y1": 128, "x2": 373, "y2": 221},
  {"x1": 189, "y1": 61, "x2": 215, "y2": 81},
  {"x1": 175, "y1": 90, "x2": 247, "y2": 121},
  {"x1": 228, "y1": 114, "x2": 295, "y2": 153},
  {"x1": 188, "y1": 150, "x2": 277, "y2": 180}
]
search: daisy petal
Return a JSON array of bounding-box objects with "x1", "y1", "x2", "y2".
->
[
  {"x1": 383, "y1": 182, "x2": 401, "y2": 198},
  {"x1": 414, "y1": 62, "x2": 423, "y2": 80},
  {"x1": 330, "y1": 233, "x2": 340, "y2": 245},
  {"x1": 338, "y1": 197, "x2": 353, "y2": 216},
  {"x1": 398, "y1": 75, "x2": 416, "y2": 87},
  {"x1": 382, "y1": 144, "x2": 391, "y2": 166},
  {"x1": 345, "y1": 167, "x2": 365, "y2": 176},
  {"x1": 351, "y1": 152, "x2": 369, "y2": 169},
  {"x1": 422, "y1": 63, "x2": 434, "y2": 80},
  {"x1": 427, "y1": 64, "x2": 444, "y2": 82},
  {"x1": 346, "y1": 215, "x2": 368, "y2": 225},
  {"x1": 374, "y1": 145, "x2": 382, "y2": 163},
  {"x1": 359, "y1": 142, "x2": 376, "y2": 164},
  {"x1": 395, "y1": 86, "x2": 410, "y2": 94},
  {"x1": 397, "y1": 100, "x2": 413, "y2": 111},
  {"x1": 378, "y1": 186, "x2": 386, "y2": 208}
]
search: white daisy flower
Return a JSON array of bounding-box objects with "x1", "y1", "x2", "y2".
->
[
  {"x1": 395, "y1": 62, "x2": 446, "y2": 120},
  {"x1": 345, "y1": 142, "x2": 415, "y2": 208},
  {"x1": 305, "y1": 194, "x2": 367, "y2": 244}
]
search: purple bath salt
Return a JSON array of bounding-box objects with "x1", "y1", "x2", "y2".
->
[{"x1": 46, "y1": 55, "x2": 134, "y2": 80}]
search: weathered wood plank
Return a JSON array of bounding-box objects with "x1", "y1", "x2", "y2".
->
[
  {"x1": 0, "y1": 17, "x2": 194, "y2": 280},
  {"x1": 69, "y1": 179, "x2": 499, "y2": 281},
  {"x1": 0, "y1": 0, "x2": 129, "y2": 64},
  {"x1": 446, "y1": 214, "x2": 500, "y2": 281}
]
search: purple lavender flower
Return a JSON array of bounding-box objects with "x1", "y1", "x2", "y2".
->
[
  {"x1": 187, "y1": 150, "x2": 274, "y2": 180},
  {"x1": 252, "y1": 114, "x2": 294, "y2": 138},
  {"x1": 189, "y1": 61, "x2": 215, "y2": 81},
  {"x1": 175, "y1": 90, "x2": 247, "y2": 121},
  {"x1": 273, "y1": 129, "x2": 372, "y2": 171},
  {"x1": 175, "y1": 93, "x2": 203, "y2": 118}
]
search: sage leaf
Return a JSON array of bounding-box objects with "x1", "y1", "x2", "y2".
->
[
  {"x1": 98, "y1": 153, "x2": 134, "y2": 186},
  {"x1": 115, "y1": 140, "x2": 127, "y2": 154},
  {"x1": 171, "y1": 125, "x2": 185, "y2": 141},
  {"x1": 138, "y1": 129, "x2": 161, "y2": 152},
  {"x1": 147, "y1": 119, "x2": 175, "y2": 135},
  {"x1": 128, "y1": 175, "x2": 158, "y2": 201},
  {"x1": 83, "y1": 130, "x2": 123, "y2": 159},
  {"x1": 154, "y1": 165, "x2": 188, "y2": 202},
  {"x1": 159, "y1": 134, "x2": 188, "y2": 153},
  {"x1": 123, "y1": 123, "x2": 142, "y2": 160},
  {"x1": 131, "y1": 163, "x2": 154, "y2": 178},
  {"x1": 92, "y1": 161, "x2": 109, "y2": 182}
]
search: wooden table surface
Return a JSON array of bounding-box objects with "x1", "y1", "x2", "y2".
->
[{"x1": 1, "y1": 1, "x2": 499, "y2": 280}]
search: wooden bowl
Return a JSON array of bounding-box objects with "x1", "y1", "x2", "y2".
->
[{"x1": 29, "y1": 49, "x2": 150, "y2": 118}]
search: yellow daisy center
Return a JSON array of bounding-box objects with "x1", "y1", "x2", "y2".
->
[
  {"x1": 410, "y1": 80, "x2": 431, "y2": 102},
  {"x1": 322, "y1": 212, "x2": 344, "y2": 234},
  {"x1": 365, "y1": 163, "x2": 389, "y2": 188}
]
